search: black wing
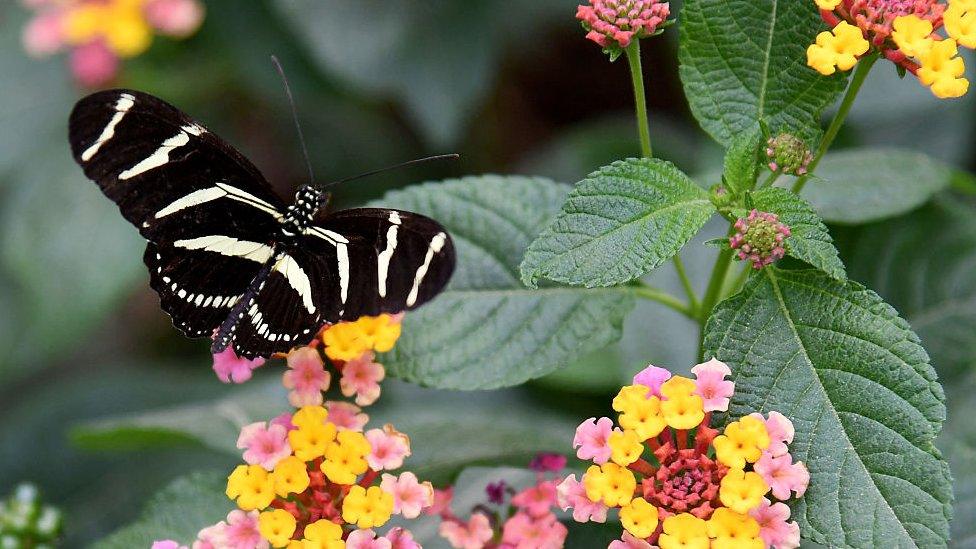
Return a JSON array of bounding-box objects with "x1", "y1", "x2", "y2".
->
[{"x1": 69, "y1": 89, "x2": 286, "y2": 340}]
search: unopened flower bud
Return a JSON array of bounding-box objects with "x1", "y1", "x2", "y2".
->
[
  {"x1": 766, "y1": 134, "x2": 813, "y2": 176},
  {"x1": 730, "y1": 210, "x2": 791, "y2": 269}
]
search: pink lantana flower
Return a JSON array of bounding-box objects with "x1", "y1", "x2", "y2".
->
[
  {"x1": 754, "y1": 453, "x2": 810, "y2": 500},
  {"x1": 151, "y1": 542, "x2": 186, "y2": 549},
  {"x1": 236, "y1": 421, "x2": 291, "y2": 471},
  {"x1": 282, "y1": 347, "x2": 331, "y2": 407},
  {"x1": 22, "y1": 10, "x2": 64, "y2": 57},
  {"x1": 192, "y1": 521, "x2": 225, "y2": 549},
  {"x1": 691, "y1": 357, "x2": 735, "y2": 412},
  {"x1": 346, "y1": 529, "x2": 392, "y2": 549},
  {"x1": 366, "y1": 424, "x2": 412, "y2": 471},
  {"x1": 573, "y1": 417, "x2": 614, "y2": 464},
  {"x1": 750, "y1": 498, "x2": 801, "y2": 549},
  {"x1": 608, "y1": 531, "x2": 654, "y2": 549},
  {"x1": 556, "y1": 474, "x2": 608, "y2": 523},
  {"x1": 511, "y1": 480, "x2": 558, "y2": 518},
  {"x1": 69, "y1": 39, "x2": 119, "y2": 88},
  {"x1": 144, "y1": 0, "x2": 205, "y2": 37},
  {"x1": 383, "y1": 527, "x2": 421, "y2": 549},
  {"x1": 500, "y1": 512, "x2": 567, "y2": 549},
  {"x1": 427, "y1": 487, "x2": 454, "y2": 517},
  {"x1": 222, "y1": 510, "x2": 267, "y2": 549},
  {"x1": 632, "y1": 364, "x2": 671, "y2": 397},
  {"x1": 212, "y1": 347, "x2": 265, "y2": 384},
  {"x1": 380, "y1": 472, "x2": 434, "y2": 519},
  {"x1": 325, "y1": 400, "x2": 369, "y2": 431},
  {"x1": 529, "y1": 452, "x2": 567, "y2": 472},
  {"x1": 439, "y1": 512, "x2": 494, "y2": 549},
  {"x1": 751, "y1": 411, "x2": 795, "y2": 457},
  {"x1": 269, "y1": 412, "x2": 296, "y2": 432},
  {"x1": 340, "y1": 351, "x2": 385, "y2": 406}
]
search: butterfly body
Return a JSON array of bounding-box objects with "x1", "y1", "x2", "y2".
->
[{"x1": 69, "y1": 89, "x2": 455, "y2": 358}]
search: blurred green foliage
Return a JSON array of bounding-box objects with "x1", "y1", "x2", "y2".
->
[{"x1": 1, "y1": 0, "x2": 975, "y2": 545}]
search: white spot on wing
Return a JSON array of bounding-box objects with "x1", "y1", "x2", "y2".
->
[
  {"x1": 119, "y1": 131, "x2": 190, "y2": 180},
  {"x1": 406, "y1": 232, "x2": 447, "y2": 307},
  {"x1": 376, "y1": 222, "x2": 399, "y2": 298},
  {"x1": 81, "y1": 93, "x2": 134, "y2": 161},
  {"x1": 173, "y1": 235, "x2": 273, "y2": 263},
  {"x1": 303, "y1": 227, "x2": 349, "y2": 305},
  {"x1": 273, "y1": 254, "x2": 316, "y2": 314},
  {"x1": 155, "y1": 187, "x2": 226, "y2": 218}
]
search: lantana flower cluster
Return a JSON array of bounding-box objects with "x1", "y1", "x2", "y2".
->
[
  {"x1": 561, "y1": 360, "x2": 809, "y2": 549},
  {"x1": 20, "y1": 0, "x2": 205, "y2": 87},
  {"x1": 729, "y1": 210, "x2": 792, "y2": 270},
  {"x1": 427, "y1": 454, "x2": 570, "y2": 549},
  {"x1": 224, "y1": 404, "x2": 432, "y2": 548},
  {"x1": 808, "y1": 0, "x2": 975, "y2": 98},
  {"x1": 575, "y1": 0, "x2": 672, "y2": 58},
  {"x1": 214, "y1": 314, "x2": 402, "y2": 409}
]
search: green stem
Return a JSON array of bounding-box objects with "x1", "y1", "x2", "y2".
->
[
  {"x1": 672, "y1": 255, "x2": 700, "y2": 313},
  {"x1": 792, "y1": 53, "x2": 878, "y2": 193},
  {"x1": 697, "y1": 234, "x2": 735, "y2": 360},
  {"x1": 626, "y1": 41, "x2": 653, "y2": 158},
  {"x1": 631, "y1": 282, "x2": 695, "y2": 318}
]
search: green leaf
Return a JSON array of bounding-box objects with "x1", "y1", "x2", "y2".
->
[
  {"x1": 703, "y1": 269, "x2": 951, "y2": 548},
  {"x1": 800, "y1": 148, "x2": 954, "y2": 224},
  {"x1": 751, "y1": 187, "x2": 846, "y2": 280},
  {"x1": 519, "y1": 158, "x2": 715, "y2": 288},
  {"x1": 365, "y1": 175, "x2": 634, "y2": 389},
  {"x1": 723, "y1": 126, "x2": 764, "y2": 195},
  {"x1": 678, "y1": 0, "x2": 847, "y2": 146},
  {"x1": 73, "y1": 379, "x2": 577, "y2": 485},
  {"x1": 835, "y1": 198, "x2": 976, "y2": 379},
  {"x1": 93, "y1": 472, "x2": 233, "y2": 548}
]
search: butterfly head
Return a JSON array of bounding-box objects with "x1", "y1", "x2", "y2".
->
[{"x1": 281, "y1": 185, "x2": 322, "y2": 235}]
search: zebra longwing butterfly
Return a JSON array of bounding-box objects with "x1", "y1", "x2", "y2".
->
[{"x1": 68, "y1": 89, "x2": 456, "y2": 359}]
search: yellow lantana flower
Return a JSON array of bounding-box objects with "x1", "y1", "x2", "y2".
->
[
  {"x1": 718, "y1": 469, "x2": 769, "y2": 514},
  {"x1": 660, "y1": 376, "x2": 696, "y2": 399},
  {"x1": 272, "y1": 456, "x2": 311, "y2": 498},
  {"x1": 712, "y1": 416, "x2": 770, "y2": 469},
  {"x1": 323, "y1": 314, "x2": 402, "y2": 361},
  {"x1": 300, "y1": 518, "x2": 345, "y2": 548},
  {"x1": 613, "y1": 385, "x2": 666, "y2": 440},
  {"x1": 892, "y1": 15, "x2": 935, "y2": 57},
  {"x1": 289, "y1": 422, "x2": 338, "y2": 462},
  {"x1": 342, "y1": 485, "x2": 394, "y2": 529},
  {"x1": 226, "y1": 464, "x2": 276, "y2": 511},
  {"x1": 661, "y1": 393, "x2": 705, "y2": 430},
  {"x1": 659, "y1": 513, "x2": 710, "y2": 549},
  {"x1": 608, "y1": 429, "x2": 644, "y2": 466},
  {"x1": 321, "y1": 430, "x2": 371, "y2": 484},
  {"x1": 814, "y1": 0, "x2": 842, "y2": 9},
  {"x1": 620, "y1": 497, "x2": 659, "y2": 538},
  {"x1": 582, "y1": 463, "x2": 636, "y2": 507},
  {"x1": 918, "y1": 38, "x2": 970, "y2": 98},
  {"x1": 945, "y1": 4, "x2": 976, "y2": 49},
  {"x1": 259, "y1": 509, "x2": 298, "y2": 548},
  {"x1": 706, "y1": 508, "x2": 764, "y2": 549},
  {"x1": 292, "y1": 406, "x2": 329, "y2": 430},
  {"x1": 807, "y1": 21, "x2": 870, "y2": 75},
  {"x1": 354, "y1": 314, "x2": 403, "y2": 352}
]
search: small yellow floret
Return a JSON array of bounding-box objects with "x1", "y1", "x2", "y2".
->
[
  {"x1": 945, "y1": 4, "x2": 976, "y2": 49},
  {"x1": 582, "y1": 463, "x2": 637, "y2": 507},
  {"x1": 659, "y1": 513, "x2": 710, "y2": 549},
  {"x1": 806, "y1": 21, "x2": 870, "y2": 75},
  {"x1": 272, "y1": 456, "x2": 311, "y2": 497},
  {"x1": 661, "y1": 393, "x2": 705, "y2": 430},
  {"x1": 292, "y1": 406, "x2": 329, "y2": 430},
  {"x1": 613, "y1": 385, "x2": 666, "y2": 440},
  {"x1": 660, "y1": 376, "x2": 696, "y2": 399},
  {"x1": 226, "y1": 464, "x2": 276, "y2": 511},
  {"x1": 815, "y1": 0, "x2": 842, "y2": 9},
  {"x1": 259, "y1": 509, "x2": 297, "y2": 548},
  {"x1": 706, "y1": 508, "x2": 764, "y2": 549},
  {"x1": 323, "y1": 314, "x2": 402, "y2": 361},
  {"x1": 289, "y1": 422, "x2": 338, "y2": 462},
  {"x1": 892, "y1": 15, "x2": 935, "y2": 57},
  {"x1": 719, "y1": 469, "x2": 769, "y2": 514},
  {"x1": 712, "y1": 416, "x2": 770, "y2": 469},
  {"x1": 342, "y1": 485, "x2": 394, "y2": 529},
  {"x1": 608, "y1": 429, "x2": 644, "y2": 466},
  {"x1": 620, "y1": 497, "x2": 660, "y2": 538},
  {"x1": 321, "y1": 430, "x2": 371, "y2": 484},
  {"x1": 918, "y1": 38, "x2": 970, "y2": 98},
  {"x1": 303, "y1": 518, "x2": 344, "y2": 544}
]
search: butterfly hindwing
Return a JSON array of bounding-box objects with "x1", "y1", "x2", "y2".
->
[
  {"x1": 68, "y1": 89, "x2": 286, "y2": 244},
  {"x1": 303, "y1": 208, "x2": 456, "y2": 321}
]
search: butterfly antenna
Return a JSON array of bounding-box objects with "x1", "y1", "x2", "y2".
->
[
  {"x1": 317, "y1": 153, "x2": 460, "y2": 194},
  {"x1": 270, "y1": 55, "x2": 315, "y2": 186}
]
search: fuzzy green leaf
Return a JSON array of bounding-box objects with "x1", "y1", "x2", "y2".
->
[
  {"x1": 365, "y1": 175, "x2": 634, "y2": 389},
  {"x1": 94, "y1": 472, "x2": 233, "y2": 548},
  {"x1": 723, "y1": 126, "x2": 764, "y2": 195},
  {"x1": 678, "y1": 0, "x2": 847, "y2": 146},
  {"x1": 801, "y1": 148, "x2": 954, "y2": 224},
  {"x1": 519, "y1": 158, "x2": 715, "y2": 288},
  {"x1": 704, "y1": 269, "x2": 951, "y2": 548},
  {"x1": 751, "y1": 187, "x2": 846, "y2": 280},
  {"x1": 836, "y1": 198, "x2": 976, "y2": 379}
]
